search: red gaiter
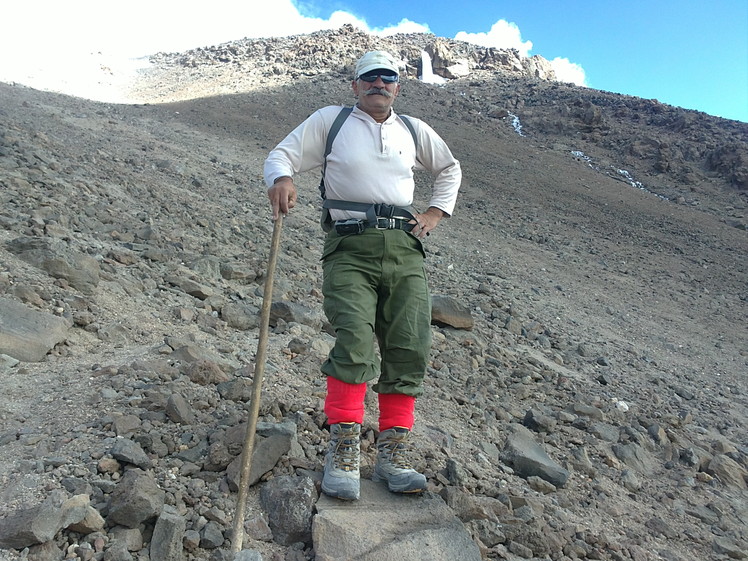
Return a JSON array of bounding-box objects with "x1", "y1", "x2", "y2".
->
[
  {"x1": 378, "y1": 393, "x2": 416, "y2": 432},
  {"x1": 324, "y1": 376, "x2": 367, "y2": 425}
]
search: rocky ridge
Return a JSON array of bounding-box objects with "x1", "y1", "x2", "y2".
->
[{"x1": 0, "y1": 25, "x2": 747, "y2": 561}]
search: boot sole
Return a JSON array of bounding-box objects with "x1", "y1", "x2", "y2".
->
[
  {"x1": 321, "y1": 483, "x2": 360, "y2": 501},
  {"x1": 372, "y1": 472, "x2": 426, "y2": 494}
]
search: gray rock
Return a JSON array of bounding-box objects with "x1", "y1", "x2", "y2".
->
[
  {"x1": 439, "y1": 486, "x2": 511, "y2": 522},
  {"x1": 204, "y1": 441, "x2": 235, "y2": 472},
  {"x1": 648, "y1": 423, "x2": 669, "y2": 444},
  {"x1": 504, "y1": 316, "x2": 522, "y2": 335},
  {"x1": 199, "y1": 520, "x2": 225, "y2": 549},
  {"x1": 313, "y1": 479, "x2": 481, "y2": 560},
  {"x1": 165, "y1": 274, "x2": 214, "y2": 299},
  {"x1": 111, "y1": 438, "x2": 152, "y2": 469},
  {"x1": 102, "y1": 540, "x2": 134, "y2": 561},
  {"x1": 523, "y1": 408, "x2": 557, "y2": 432},
  {"x1": 612, "y1": 442, "x2": 654, "y2": 474},
  {"x1": 620, "y1": 469, "x2": 642, "y2": 492},
  {"x1": 645, "y1": 516, "x2": 678, "y2": 539},
  {"x1": 151, "y1": 505, "x2": 186, "y2": 561},
  {"x1": 59, "y1": 494, "x2": 93, "y2": 530},
  {"x1": 589, "y1": 422, "x2": 620, "y2": 442},
  {"x1": 7, "y1": 236, "x2": 100, "y2": 294},
  {"x1": 222, "y1": 302, "x2": 260, "y2": 330},
  {"x1": 685, "y1": 504, "x2": 720, "y2": 525},
  {"x1": 0, "y1": 296, "x2": 70, "y2": 362},
  {"x1": 479, "y1": 440, "x2": 500, "y2": 461},
  {"x1": 508, "y1": 540, "x2": 534, "y2": 558},
  {"x1": 217, "y1": 378, "x2": 254, "y2": 401},
  {"x1": 175, "y1": 439, "x2": 209, "y2": 465},
  {"x1": 712, "y1": 536, "x2": 748, "y2": 559},
  {"x1": 269, "y1": 301, "x2": 320, "y2": 328},
  {"x1": 467, "y1": 518, "x2": 506, "y2": 547},
  {"x1": 66, "y1": 505, "x2": 105, "y2": 534},
  {"x1": 183, "y1": 529, "x2": 201, "y2": 551},
  {"x1": 571, "y1": 402, "x2": 605, "y2": 420},
  {"x1": 244, "y1": 513, "x2": 273, "y2": 542},
  {"x1": 501, "y1": 424, "x2": 569, "y2": 488},
  {"x1": 527, "y1": 475, "x2": 557, "y2": 493},
  {"x1": 112, "y1": 415, "x2": 141, "y2": 436},
  {"x1": 107, "y1": 469, "x2": 165, "y2": 528},
  {"x1": 706, "y1": 454, "x2": 748, "y2": 489},
  {"x1": 674, "y1": 385, "x2": 695, "y2": 400},
  {"x1": 97, "y1": 322, "x2": 130, "y2": 344},
  {"x1": 220, "y1": 262, "x2": 257, "y2": 281},
  {"x1": 166, "y1": 393, "x2": 197, "y2": 425},
  {"x1": 184, "y1": 359, "x2": 230, "y2": 385},
  {"x1": 226, "y1": 425, "x2": 294, "y2": 491},
  {"x1": 445, "y1": 457, "x2": 471, "y2": 487},
  {"x1": 26, "y1": 541, "x2": 64, "y2": 561},
  {"x1": 233, "y1": 550, "x2": 264, "y2": 561},
  {"x1": 204, "y1": 507, "x2": 230, "y2": 526},
  {"x1": 0, "y1": 353, "x2": 20, "y2": 370},
  {"x1": 431, "y1": 294, "x2": 474, "y2": 329},
  {"x1": 0, "y1": 490, "x2": 66, "y2": 548},
  {"x1": 109, "y1": 526, "x2": 143, "y2": 551},
  {"x1": 259, "y1": 475, "x2": 317, "y2": 546},
  {"x1": 171, "y1": 343, "x2": 240, "y2": 372}
]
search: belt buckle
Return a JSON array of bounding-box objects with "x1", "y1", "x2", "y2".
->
[{"x1": 376, "y1": 217, "x2": 396, "y2": 229}]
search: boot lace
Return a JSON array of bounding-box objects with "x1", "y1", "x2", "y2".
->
[
  {"x1": 380, "y1": 432, "x2": 414, "y2": 469},
  {"x1": 332, "y1": 437, "x2": 359, "y2": 471},
  {"x1": 330, "y1": 424, "x2": 360, "y2": 472}
]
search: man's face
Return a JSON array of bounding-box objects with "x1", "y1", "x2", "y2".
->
[{"x1": 352, "y1": 70, "x2": 400, "y2": 118}]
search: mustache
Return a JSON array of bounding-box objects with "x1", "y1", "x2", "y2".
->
[{"x1": 362, "y1": 87, "x2": 393, "y2": 98}]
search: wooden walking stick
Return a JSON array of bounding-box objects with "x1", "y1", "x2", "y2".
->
[{"x1": 230, "y1": 214, "x2": 283, "y2": 554}]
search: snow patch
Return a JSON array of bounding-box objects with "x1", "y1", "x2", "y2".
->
[
  {"x1": 418, "y1": 51, "x2": 446, "y2": 85},
  {"x1": 570, "y1": 151, "x2": 669, "y2": 200},
  {"x1": 508, "y1": 112, "x2": 525, "y2": 136}
]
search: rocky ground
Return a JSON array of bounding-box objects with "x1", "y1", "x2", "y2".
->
[{"x1": 0, "y1": 25, "x2": 746, "y2": 561}]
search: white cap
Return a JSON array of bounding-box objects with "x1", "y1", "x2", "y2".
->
[{"x1": 355, "y1": 51, "x2": 399, "y2": 78}]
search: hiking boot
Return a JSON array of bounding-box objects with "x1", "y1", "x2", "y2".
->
[
  {"x1": 321, "y1": 422, "x2": 361, "y2": 500},
  {"x1": 373, "y1": 427, "x2": 427, "y2": 493}
]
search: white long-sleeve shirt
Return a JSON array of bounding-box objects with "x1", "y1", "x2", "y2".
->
[{"x1": 263, "y1": 105, "x2": 461, "y2": 221}]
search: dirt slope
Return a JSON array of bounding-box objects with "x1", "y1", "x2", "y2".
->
[{"x1": 0, "y1": 26, "x2": 746, "y2": 561}]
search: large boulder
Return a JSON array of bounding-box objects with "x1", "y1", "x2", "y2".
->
[{"x1": 0, "y1": 296, "x2": 70, "y2": 361}]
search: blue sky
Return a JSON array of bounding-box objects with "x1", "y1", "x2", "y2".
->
[
  {"x1": 1, "y1": 0, "x2": 746, "y2": 122},
  {"x1": 305, "y1": 0, "x2": 748, "y2": 122}
]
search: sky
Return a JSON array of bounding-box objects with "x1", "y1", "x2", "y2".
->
[{"x1": 1, "y1": 0, "x2": 746, "y2": 122}]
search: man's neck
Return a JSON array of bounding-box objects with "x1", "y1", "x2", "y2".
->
[{"x1": 356, "y1": 104, "x2": 392, "y2": 123}]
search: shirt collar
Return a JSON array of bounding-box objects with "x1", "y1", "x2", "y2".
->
[{"x1": 352, "y1": 104, "x2": 398, "y2": 124}]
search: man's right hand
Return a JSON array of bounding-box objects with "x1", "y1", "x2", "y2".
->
[{"x1": 267, "y1": 176, "x2": 297, "y2": 219}]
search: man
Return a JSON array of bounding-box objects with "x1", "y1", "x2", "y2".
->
[{"x1": 263, "y1": 50, "x2": 461, "y2": 500}]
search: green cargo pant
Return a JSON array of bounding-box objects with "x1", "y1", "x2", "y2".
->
[{"x1": 320, "y1": 228, "x2": 431, "y2": 397}]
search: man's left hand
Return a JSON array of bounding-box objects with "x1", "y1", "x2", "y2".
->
[{"x1": 411, "y1": 207, "x2": 446, "y2": 239}]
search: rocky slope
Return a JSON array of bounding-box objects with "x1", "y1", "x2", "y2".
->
[{"x1": 0, "y1": 25, "x2": 746, "y2": 561}]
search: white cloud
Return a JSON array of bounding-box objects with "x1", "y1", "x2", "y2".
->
[
  {"x1": 550, "y1": 57, "x2": 587, "y2": 86},
  {"x1": 454, "y1": 19, "x2": 587, "y2": 87},
  {"x1": 454, "y1": 19, "x2": 533, "y2": 57},
  {"x1": 0, "y1": 0, "x2": 366, "y2": 100},
  {"x1": 372, "y1": 18, "x2": 432, "y2": 36}
]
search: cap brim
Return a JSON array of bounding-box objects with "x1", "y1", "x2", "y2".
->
[{"x1": 357, "y1": 64, "x2": 399, "y2": 78}]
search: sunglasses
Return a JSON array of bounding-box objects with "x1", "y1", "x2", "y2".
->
[{"x1": 358, "y1": 73, "x2": 399, "y2": 84}]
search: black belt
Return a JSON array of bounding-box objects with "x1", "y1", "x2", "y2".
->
[
  {"x1": 334, "y1": 217, "x2": 414, "y2": 235},
  {"x1": 373, "y1": 217, "x2": 414, "y2": 231}
]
